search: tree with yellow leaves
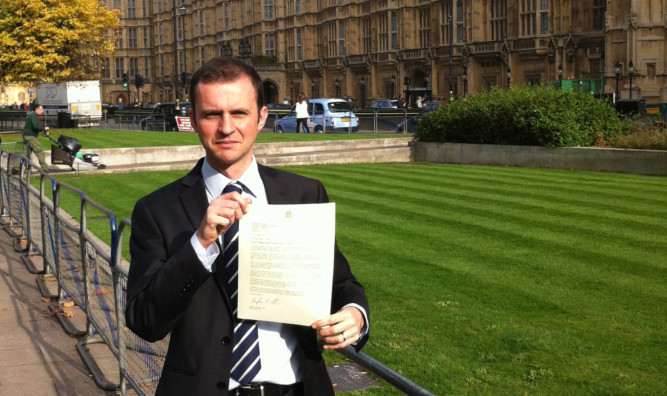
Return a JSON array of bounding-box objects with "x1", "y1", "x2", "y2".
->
[{"x1": 0, "y1": 0, "x2": 119, "y2": 83}]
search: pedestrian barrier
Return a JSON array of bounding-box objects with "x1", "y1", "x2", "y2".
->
[{"x1": 0, "y1": 146, "x2": 435, "y2": 396}]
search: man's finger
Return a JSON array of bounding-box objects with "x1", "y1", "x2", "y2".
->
[{"x1": 220, "y1": 192, "x2": 252, "y2": 214}]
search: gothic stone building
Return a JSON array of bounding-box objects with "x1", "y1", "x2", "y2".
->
[{"x1": 103, "y1": 0, "x2": 666, "y2": 107}]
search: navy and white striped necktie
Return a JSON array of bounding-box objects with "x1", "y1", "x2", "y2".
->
[{"x1": 221, "y1": 182, "x2": 261, "y2": 385}]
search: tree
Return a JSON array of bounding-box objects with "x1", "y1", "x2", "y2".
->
[{"x1": 0, "y1": 0, "x2": 119, "y2": 83}]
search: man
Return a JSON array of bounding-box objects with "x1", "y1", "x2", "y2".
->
[
  {"x1": 16, "y1": 104, "x2": 49, "y2": 172},
  {"x1": 294, "y1": 93, "x2": 310, "y2": 134},
  {"x1": 397, "y1": 94, "x2": 405, "y2": 109},
  {"x1": 126, "y1": 57, "x2": 369, "y2": 396}
]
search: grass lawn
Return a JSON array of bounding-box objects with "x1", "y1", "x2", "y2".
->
[
  {"x1": 48, "y1": 163, "x2": 667, "y2": 395},
  {"x1": 1, "y1": 128, "x2": 406, "y2": 150}
]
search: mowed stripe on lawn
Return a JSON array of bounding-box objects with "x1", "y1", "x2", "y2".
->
[
  {"x1": 50, "y1": 162, "x2": 666, "y2": 394},
  {"x1": 280, "y1": 162, "x2": 666, "y2": 394}
]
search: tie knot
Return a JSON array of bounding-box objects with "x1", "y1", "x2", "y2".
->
[{"x1": 222, "y1": 182, "x2": 243, "y2": 195}]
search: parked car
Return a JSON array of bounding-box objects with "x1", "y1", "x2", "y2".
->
[
  {"x1": 101, "y1": 104, "x2": 117, "y2": 118},
  {"x1": 140, "y1": 102, "x2": 192, "y2": 131},
  {"x1": 274, "y1": 98, "x2": 359, "y2": 133},
  {"x1": 368, "y1": 99, "x2": 398, "y2": 110},
  {"x1": 396, "y1": 101, "x2": 442, "y2": 133},
  {"x1": 422, "y1": 101, "x2": 443, "y2": 113},
  {"x1": 266, "y1": 103, "x2": 292, "y2": 111}
]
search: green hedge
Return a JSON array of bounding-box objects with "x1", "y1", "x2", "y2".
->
[{"x1": 416, "y1": 86, "x2": 628, "y2": 147}]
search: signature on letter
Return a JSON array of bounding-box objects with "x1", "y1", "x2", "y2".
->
[{"x1": 251, "y1": 296, "x2": 282, "y2": 306}]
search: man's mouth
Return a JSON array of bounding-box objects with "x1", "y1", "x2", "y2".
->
[{"x1": 215, "y1": 139, "x2": 238, "y2": 146}]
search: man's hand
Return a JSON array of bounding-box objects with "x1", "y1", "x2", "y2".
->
[
  {"x1": 196, "y1": 191, "x2": 251, "y2": 249},
  {"x1": 44, "y1": 127, "x2": 49, "y2": 136},
  {"x1": 312, "y1": 307, "x2": 364, "y2": 350}
]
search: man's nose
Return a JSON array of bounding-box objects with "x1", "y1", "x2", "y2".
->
[{"x1": 218, "y1": 114, "x2": 234, "y2": 134}]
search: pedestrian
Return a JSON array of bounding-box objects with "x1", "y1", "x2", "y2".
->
[
  {"x1": 397, "y1": 94, "x2": 405, "y2": 109},
  {"x1": 118, "y1": 97, "x2": 124, "y2": 110},
  {"x1": 14, "y1": 104, "x2": 50, "y2": 173},
  {"x1": 295, "y1": 93, "x2": 310, "y2": 134},
  {"x1": 125, "y1": 57, "x2": 369, "y2": 396},
  {"x1": 416, "y1": 96, "x2": 423, "y2": 108}
]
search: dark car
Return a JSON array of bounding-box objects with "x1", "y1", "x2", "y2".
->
[
  {"x1": 266, "y1": 103, "x2": 292, "y2": 111},
  {"x1": 368, "y1": 99, "x2": 398, "y2": 110},
  {"x1": 396, "y1": 101, "x2": 442, "y2": 133},
  {"x1": 101, "y1": 104, "x2": 117, "y2": 118},
  {"x1": 140, "y1": 102, "x2": 192, "y2": 131}
]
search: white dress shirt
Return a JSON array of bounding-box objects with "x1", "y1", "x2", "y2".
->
[{"x1": 190, "y1": 157, "x2": 368, "y2": 389}]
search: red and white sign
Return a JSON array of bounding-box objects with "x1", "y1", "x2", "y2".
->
[{"x1": 176, "y1": 116, "x2": 195, "y2": 132}]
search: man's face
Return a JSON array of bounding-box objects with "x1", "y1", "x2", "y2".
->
[
  {"x1": 35, "y1": 106, "x2": 43, "y2": 115},
  {"x1": 190, "y1": 77, "x2": 268, "y2": 178}
]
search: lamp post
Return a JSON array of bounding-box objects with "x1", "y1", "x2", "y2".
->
[
  {"x1": 390, "y1": 75, "x2": 395, "y2": 99},
  {"x1": 290, "y1": 82, "x2": 295, "y2": 105},
  {"x1": 179, "y1": 4, "x2": 187, "y2": 101},
  {"x1": 614, "y1": 61, "x2": 621, "y2": 100},
  {"x1": 359, "y1": 76, "x2": 366, "y2": 108},
  {"x1": 558, "y1": 63, "x2": 563, "y2": 82},
  {"x1": 311, "y1": 81, "x2": 315, "y2": 98},
  {"x1": 172, "y1": 0, "x2": 179, "y2": 101},
  {"x1": 334, "y1": 78, "x2": 340, "y2": 98},
  {"x1": 448, "y1": 1, "x2": 453, "y2": 100},
  {"x1": 506, "y1": 67, "x2": 511, "y2": 88},
  {"x1": 628, "y1": 60, "x2": 634, "y2": 99},
  {"x1": 462, "y1": 69, "x2": 467, "y2": 97}
]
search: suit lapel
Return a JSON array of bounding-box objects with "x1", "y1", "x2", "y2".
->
[
  {"x1": 178, "y1": 159, "x2": 208, "y2": 231},
  {"x1": 178, "y1": 159, "x2": 234, "y2": 310},
  {"x1": 258, "y1": 164, "x2": 290, "y2": 204}
]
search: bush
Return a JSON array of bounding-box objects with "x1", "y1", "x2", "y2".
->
[
  {"x1": 415, "y1": 85, "x2": 627, "y2": 147},
  {"x1": 614, "y1": 128, "x2": 667, "y2": 150}
]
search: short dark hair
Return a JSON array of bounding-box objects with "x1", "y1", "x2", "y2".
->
[{"x1": 189, "y1": 57, "x2": 264, "y2": 114}]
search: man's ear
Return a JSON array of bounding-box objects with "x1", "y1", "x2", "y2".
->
[{"x1": 257, "y1": 106, "x2": 268, "y2": 130}]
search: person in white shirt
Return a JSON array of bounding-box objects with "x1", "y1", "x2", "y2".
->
[{"x1": 294, "y1": 93, "x2": 310, "y2": 134}]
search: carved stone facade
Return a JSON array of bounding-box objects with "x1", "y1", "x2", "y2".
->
[{"x1": 104, "y1": 0, "x2": 666, "y2": 106}]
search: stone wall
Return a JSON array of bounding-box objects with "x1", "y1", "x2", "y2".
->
[
  {"x1": 43, "y1": 139, "x2": 667, "y2": 176},
  {"x1": 411, "y1": 142, "x2": 667, "y2": 176}
]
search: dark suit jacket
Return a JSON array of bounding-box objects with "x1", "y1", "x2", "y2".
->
[{"x1": 126, "y1": 159, "x2": 369, "y2": 395}]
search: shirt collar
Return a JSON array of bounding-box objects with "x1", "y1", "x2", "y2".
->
[{"x1": 202, "y1": 156, "x2": 262, "y2": 199}]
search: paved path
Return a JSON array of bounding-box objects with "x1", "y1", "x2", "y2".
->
[{"x1": 0, "y1": 228, "x2": 114, "y2": 395}]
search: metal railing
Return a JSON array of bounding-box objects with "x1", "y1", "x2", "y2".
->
[
  {"x1": 0, "y1": 144, "x2": 435, "y2": 396},
  {"x1": 91, "y1": 109, "x2": 422, "y2": 134}
]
